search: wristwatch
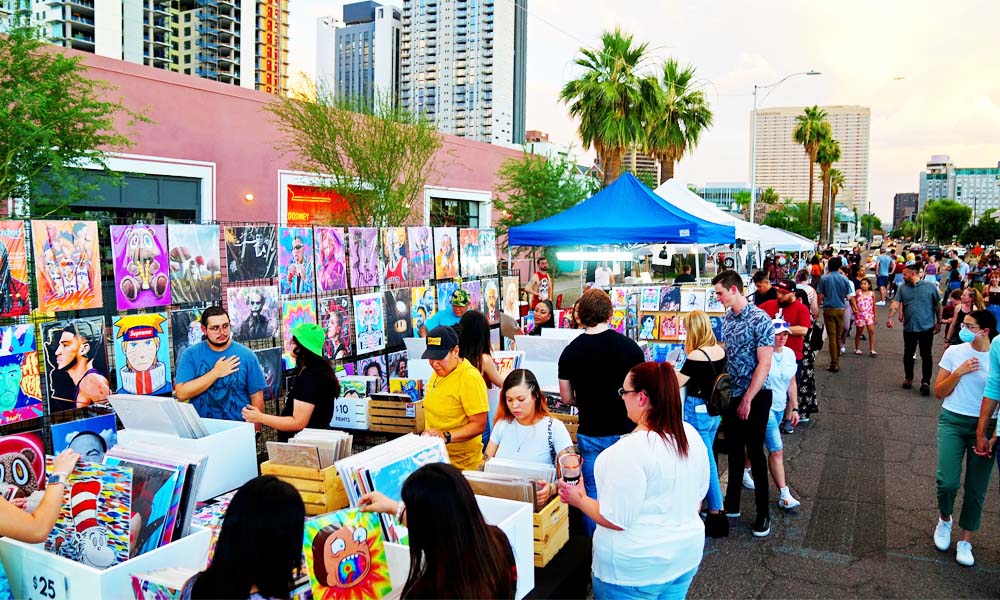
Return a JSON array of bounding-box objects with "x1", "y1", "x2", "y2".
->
[
  {"x1": 47, "y1": 472, "x2": 69, "y2": 486},
  {"x1": 443, "y1": 431, "x2": 452, "y2": 444}
]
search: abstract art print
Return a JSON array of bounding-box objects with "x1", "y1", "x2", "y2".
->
[
  {"x1": 459, "y1": 228, "x2": 481, "y2": 278},
  {"x1": 302, "y1": 509, "x2": 392, "y2": 600},
  {"x1": 659, "y1": 286, "x2": 681, "y2": 312},
  {"x1": 348, "y1": 227, "x2": 380, "y2": 289},
  {"x1": 406, "y1": 226, "x2": 434, "y2": 281},
  {"x1": 482, "y1": 278, "x2": 501, "y2": 324},
  {"x1": 319, "y1": 295, "x2": 352, "y2": 360},
  {"x1": 461, "y1": 280, "x2": 482, "y2": 315},
  {"x1": 278, "y1": 227, "x2": 315, "y2": 295},
  {"x1": 501, "y1": 276, "x2": 520, "y2": 318},
  {"x1": 282, "y1": 299, "x2": 318, "y2": 369},
  {"x1": 411, "y1": 286, "x2": 435, "y2": 336},
  {"x1": 228, "y1": 285, "x2": 279, "y2": 342},
  {"x1": 225, "y1": 225, "x2": 276, "y2": 282},
  {"x1": 353, "y1": 293, "x2": 385, "y2": 354},
  {"x1": 110, "y1": 224, "x2": 171, "y2": 310},
  {"x1": 0, "y1": 221, "x2": 31, "y2": 317},
  {"x1": 384, "y1": 288, "x2": 412, "y2": 347},
  {"x1": 40, "y1": 317, "x2": 110, "y2": 413},
  {"x1": 167, "y1": 224, "x2": 222, "y2": 304},
  {"x1": 31, "y1": 220, "x2": 103, "y2": 312},
  {"x1": 112, "y1": 313, "x2": 172, "y2": 396},
  {"x1": 51, "y1": 413, "x2": 118, "y2": 463},
  {"x1": 433, "y1": 227, "x2": 458, "y2": 279},
  {"x1": 479, "y1": 229, "x2": 497, "y2": 276},
  {"x1": 169, "y1": 308, "x2": 204, "y2": 364},
  {"x1": 314, "y1": 227, "x2": 348, "y2": 293},
  {"x1": 381, "y1": 227, "x2": 408, "y2": 286},
  {"x1": 254, "y1": 347, "x2": 283, "y2": 401},
  {"x1": 0, "y1": 431, "x2": 45, "y2": 499},
  {"x1": 0, "y1": 324, "x2": 43, "y2": 425},
  {"x1": 436, "y1": 281, "x2": 459, "y2": 313}
]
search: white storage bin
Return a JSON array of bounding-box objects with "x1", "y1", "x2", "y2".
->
[
  {"x1": 118, "y1": 418, "x2": 257, "y2": 501},
  {"x1": 0, "y1": 526, "x2": 211, "y2": 600}
]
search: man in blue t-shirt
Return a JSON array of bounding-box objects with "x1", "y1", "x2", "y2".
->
[
  {"x1": 875, "y1": 248, "x2": 894, "y2": 305},
  {"x1": 419, "y1": 288, "x2": 471, "y2": 337},
  {"x1": 175, "y1": 306, "x2": 266, "y2": 421}
]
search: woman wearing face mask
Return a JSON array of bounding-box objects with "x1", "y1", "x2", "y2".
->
[
  {"x1": 528, "y1": 300, "x2": 555, "y2": 335},
  {"x1": 944, "y1": 288, "x2": 984, "y2": 348},
  {"x1": 932, "y1": 309, "x2": 998, "y2": 567}
]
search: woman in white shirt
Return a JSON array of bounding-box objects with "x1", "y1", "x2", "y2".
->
[
  {"x1": 558, "y1": 362, "x2": 708, "y2": 600},
  {"x1": 933, "y1": 309, "x2": 997, "y2": 567},
  {"x1": 485, "y1": 369, "x2": 574, "y2": 509}
]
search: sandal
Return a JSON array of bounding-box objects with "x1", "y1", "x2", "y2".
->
[
  {"x1": 870, "y1": 351, "x2": 877, "y2": 357},
  {"x1": 854, "y1": 349, "x2": 863, "y2": 355}
]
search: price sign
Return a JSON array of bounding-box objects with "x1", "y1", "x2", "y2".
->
[
  {"x1": 405, "y1": 402, "x2": 416, "y2": 418},
  {"x1": 21, "y1": 554, "x2": 68, "y2": 600},
  {"x1": 331, "y1": 396, "x2": 370, "y2": 430}
]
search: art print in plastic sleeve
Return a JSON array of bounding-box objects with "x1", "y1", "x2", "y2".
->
[
  {"x1": 705, "y1": 291, "x2": 725, "y2": 313},
  {"x1": 432, "y1": 227, "x2": 458, "y2": 279},
  {"x1": 110, "y1": 224, "x2": 171, "y2": 310},
  {"x1": 353, "y1": 293, "x2": 386, "y2": 354},
  {"x1": 315, "y1": 227, "x2": 348, "y2": 293},
  {"x1": 112, "y1": 313, "x2": 173, "y2": 396},
  {"x1": 406, "y1": 226, "x2": 434, "y2": 282},
  {"x1": 479, "y1": 229, "x2": 498, "y2": 276},
  {"x1": 410, "y1": 287, "x2": 435, "y2": 336},
  {"x1": 0, "y1": 221, "x2": 30, "y2": 317},
  {"x1": 225, "y1": 225, "x2": 277, "y2": 282},
  {"x1": 320, "y1": 296, "x2": 353, "y2": 360},
  {"x1": 680, "y1": 289, "x2": 706, "y2": 312},
  {"x1": 348, "y1": 227, "x2": 381, "y2": 288},
  {"x1": 384, "y1": 288, "x2": 412, "y2": 347},
  {"x1": 279, "y1": 227, "x2": 316, "y2": 295},
  {"x1": 39, "y1": 317, "x2": 110, "y2": 413},
  {"x1": 640, "y1": 287, "x2": 661, "y2": 311},
  {"x1": 659, "y1": 286, "x2": 681, "y2": 312},
  {"x1": 386, "y1": 351, "x2": 408, "y2": 379},
  {"x1": 609, "y1": 287, "x2": 627, "y2": 307},
  {"x1": 659, "y1": 313, "x2": 680, "y2": 340},
  {"x1": 482, "y1": 278, "x2": 501, "y2": 324},
  {"x1": 31, "y1": 220, "x2": 103, "y2": 312},
  {"x1": 610, "y1": 307, "x2": 626, "y2": 334},
  {"x1": 302, "y1": 509, "x2": 392, "y2": 600},
  {"x1": 381, "y1": 227, "x2": 408, "y2": 286},
  {"x1": 0, "y1": 430, "x2": 45, "y2": 499},
  {"x1": 501, "y1": 276, "x2": 520, "y2": 318},
  {"x1": 0, "y1": 324, "x2": 43, "y2": 425},
  {"x1": 357, "y1": 355, "x2": 387, "y2": 393},
  {"x1": 459, "y1": 228, "x2": 481, "y2": 277},
  {"x1": 228, "y1": 286, "x2": 279, "y2": 343},
  {"x1": 282, "y1": 299, "x2": 318, "y2": 369},
  {"x1": 167, "y1": 224, "x2": 222, "y2": 304}
]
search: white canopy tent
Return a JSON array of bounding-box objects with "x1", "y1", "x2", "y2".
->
[{"x1": 757, "y1": 225, "x2": 815, "y2": 252}]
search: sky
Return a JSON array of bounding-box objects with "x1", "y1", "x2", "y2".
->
[{"x1": 287, "y1": 0, "x2": 1000, "y2": 225}]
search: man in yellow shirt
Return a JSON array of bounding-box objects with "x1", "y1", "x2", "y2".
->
[{"x1": 421, "y1": 325, "x2": 488, "y2": 469}]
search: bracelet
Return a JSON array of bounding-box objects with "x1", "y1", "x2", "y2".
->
[{"x1": 395, "y1": 501, "x2": 406, "y2": 521}]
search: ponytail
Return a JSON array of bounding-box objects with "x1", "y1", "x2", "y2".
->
[{"x1": 628, "y1": 362, "x2": 689, "y2": 457}]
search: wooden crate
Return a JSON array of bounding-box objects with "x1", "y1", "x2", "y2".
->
[
  {"x1": 533, "y1": 498, "x2": 570, "y2": 567},
  {"x1": 551, "y1": 412, "x2": 579, "y2": 445},
  {"x1": 369, "y1": 399, "x2": 425, "y2": 434},
  {"x1": 260, "y1": 461, "x2": 349, "y2": 515}
]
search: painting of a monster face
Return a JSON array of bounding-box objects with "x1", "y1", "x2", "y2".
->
[{"x1": 322, "y1": 525, "x2": 372, "y2": 588}]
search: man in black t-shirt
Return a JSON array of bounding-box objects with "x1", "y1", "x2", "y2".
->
[
  {"x1": 751, "y1": 270, "x2": 778, "y2": 306},
  {"x1": 558, "y1": 288, "x2": 644, "y2": 536}
]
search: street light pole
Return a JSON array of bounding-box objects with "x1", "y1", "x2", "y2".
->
[{"x1": 749, "y1": 70, "x2": 822, "y2": 225}]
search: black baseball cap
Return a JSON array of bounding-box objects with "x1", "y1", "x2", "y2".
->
[{"x1": 422, "y1": 326, "x2": 459, "y2": 360}]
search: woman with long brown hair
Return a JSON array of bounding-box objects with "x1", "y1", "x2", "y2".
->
[{"x1": 558, "y1": 362, "x2": 709, "y2": 599}]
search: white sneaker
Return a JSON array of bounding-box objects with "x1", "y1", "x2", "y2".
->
[
  {"x1": 876, "y1": 301, "x2": 886, "y2": 306},
  {"x1": 840, "y1": 345, "x2": 846, "y2": 354},
  {"x1": 934, "y1": 518, "x2": 952, "y2": 551},
  {"x1": 956, "y1": 540, "x2": 974, "y2": 566},
  {"x1": 778, "y1": 494, "x2": 801, "y2": 510},
  {"x1": 742, "y1": 468, "x2": 755, "y2": 490}
]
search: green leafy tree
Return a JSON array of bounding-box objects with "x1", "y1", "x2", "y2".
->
[
  {"x1": 645, "y1": 58, "x2": 713, "y2": 184},
  {"x1": 816, "y1": 136, "x2": 841, "y2": 245},
  {"x1": 268, "y1": 86, "x2": 443, "y2": 227},
  {"x1": 762, "y1": 202, "x2": 821, "y2": 240},
  {"x1": 829, "y1": 168, "x2": 846, "y2": 207},
  {"x1": 921, "y1": 200, "x2": 972, "y2": 243},
  {"x1": 891, "y1": 220, "x2": 919, "y2": 240},
  {"x1": 959, "y1": 220, "x2": 1000, "y2": 246},
  {"x1": 759, "y1": 187, "x2": 780, "y2": 205},
  {"x1": 981, "y1": 208, "x2": 998, "y2": 223},
  {"x1": 0, "y1": 24, "x2": 148, "y2": 216},
  {"x1": 792, "y1": 105, "x2": 831, "y2": 225},
  {"x1": 860, "y1": 213, "x2": 882, "y2": 239},
  {"x1": 560, "y1": 29, "x2": 659, "y2": 187}
]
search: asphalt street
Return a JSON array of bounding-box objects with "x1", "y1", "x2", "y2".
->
[{"x1": 689, "y1": 318, "x2": 1000, "y2": 598}]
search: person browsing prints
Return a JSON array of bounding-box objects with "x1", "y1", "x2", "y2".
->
[
  {"x1": 419, "y1": 288, "x2": 471, "y2": 337},
  {"x1": 175, "y1": 306, "x2": 267, "y2": 422},
  {"x1": 421, "y1": 325, "x2": 489, "y2": 470},
  {"x1": 888, "y1": 261, "x2": 942, "y2": 396}
]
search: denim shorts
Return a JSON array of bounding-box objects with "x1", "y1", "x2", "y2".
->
[{"x1": 764, "y1": 408, "x2": 783, "y2": 452}]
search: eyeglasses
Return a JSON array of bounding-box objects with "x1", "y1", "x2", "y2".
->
[
  {"x1": 207, "y1": 323, "x2": 231, "y2": 332},
  {"x1": 961, "y1": 323, "x2": 981, "y2": 331},
  {"x1": 617, "y1": 387, "x2": 638, "y2": 398}
]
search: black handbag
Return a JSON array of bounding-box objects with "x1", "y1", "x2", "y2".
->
[{"x1": 810, "y1": 323, "x2": 824, "y2": 351}]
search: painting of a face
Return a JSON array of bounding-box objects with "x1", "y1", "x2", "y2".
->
[
  {"x1": 123, "y1": 338, "x2": 159, "y2": 371},
  {"x1": 55, "y1": 332, "x2": 84, "y2": 370},
  {"x1": 322, "y1": 526, "x2": 372, "y2": 588},
  {"x1": 0, "y1": 362, "x2": 22, "y2": 411}
]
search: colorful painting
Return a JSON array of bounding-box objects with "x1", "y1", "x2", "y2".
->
[
  {"x1": 103, "y1": 456, "x2": 180, "y2": 557},
  {"x1": 639, "y1": 314, "x2": 659, "y2": 340},
  {"x1": 315, "y1": 227, "x2": 348, "y2": 293},
  {"x1": 110, "y1": 224, "x2": 171, "y2": 311},
  {"x1": 357, "y1": 355, "x2": 387, "y2": 393},
  {"x1": 502, "y1": 276, "x2": 520, "y2": 319},
  {"x1": 0, "y1": 324, "x2": 43, "y2": 425},
  {"x1": 228, "y1": 285, "x2": 279, "y2": 342},
  {"x1": 335, "y1": 362, "x2": 356, "y2": 379},
  {"x1": 320, "y1": 295, "x2": 352, "y2": 360},
  {"x1": 436, "y1": 281, "x2": 459, "y2": 313},
  {"x1": 0, "y1": 221, "x2": 31, "y2": 317},
  {"x1": 46, "y1": 460, "x2": 132, "y2": 569},
  {"x1": 411, "y1": 286, "x2": 435, "y2": 336},
  {"x1": 302, "y1": 509, "x2": 392, "y2": 600},
  {"x1": 609, "y1": 287, "x2": 627, "y2": 307},
  {"x1": 705, "y1": 291, "x2": 725, "y2": 314},
  {"x1": 40, "y1": 317, "x2": 110, "y2": 413},
  {"x1": 278, "y1": 227, "x2": 315, "y2": 295},
  {"x1": 348, "y1": 227, "x2": 380, "y2": 288},
  {"x1": 112, "y1": 313, "x2": 172, "y2": 396},
  {"x1": 384, "y1": 288, "x2": 412, "y2": 347},
  {"x1": 462, "y1": 279, "x2": 483, "y2": 314},
  {"x1": 680, "y1": 289, "x2": 706, "y2": 312},
  {"x1": 659, "y1": 286, "x2": 681, "y2": 312},
  {"x1": 0, "y1": 431, "x2": 44, "y2": 499},
  {"x1": 387, "y1": 351, "x2": 408, "y2": 379},
  {"x1": 649, "y1": 342, "x2": 687, "y2": 367},
  {"x1": 169, "y1": 308, "x2": 203, "y2": 364},
  {"x1": 479, "y1": 229, "x2": 497, "y2": 276},
  {"x1": 254, "y1": 347, "x2": 283, "y2": 401},
  {"x1": 626, "y1": 290, "x2": 640, "y2": 339},
  {"x1": 659, "y1": 313, "x2": 680, "y2": 340},
  {"x1": 389, "y1": 378, "x2": 422, "y2": 402},
  {"x1": 167, "y1": 224, "x2": 222, "y2": 304},
  {"x1": 353, "y1": 293, "x2": 385, "y2": 354},
  {"x1": 225, "y1": 225, "x2": 277, "y2": 282},
  {"x1": 51, "y1": 413, "x2": 117, "y2": 465},
  {"x1": 382, "y1": 227, "x2": 408, "y2": 286},
  {"x1": 482, "y1": 278, "x2": 501, "y2": 324},
  {"x1": 640, "y1": 287, "x2": 661, "y2": 311},
  {"x1": 610, "y1": 307, "x2": 626, "y2": 334},
  {"x1": 459, "y1": 228, "x2": 481, "y2": 278},
  {"x1": 31, "y1": 220, "x2": 102, "y2": 312},
  {"x1": 282, "y1": 299, "x2": 318, "y2": 370},
  {"x1": 559, "y1": 308, "x2": 575, "y2": 329},
  {"x1": 407, "y1": 226, "x2": 434, "y2": 282},
  {"x1": 433, "y1": 227, "x2": 459, "y2": 279}
]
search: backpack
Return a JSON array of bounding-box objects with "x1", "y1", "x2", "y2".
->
[{"x1": 698, "y1": 349, "x2": 732, "y2": 417}]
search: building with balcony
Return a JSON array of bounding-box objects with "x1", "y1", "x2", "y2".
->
[
  {"x1": 400, "y1": 0, "x2": 527, "y2": 145},
  {"x1": 316, "y1": 1, "x2": 402, "y2": 105},
  {"x1": 918, "y1": 154, "x2": 1000, "y2": 223}
]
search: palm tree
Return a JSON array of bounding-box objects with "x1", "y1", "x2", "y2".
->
[
  {"x1": 829, "y1": 168, "x2": 846, "y2": 208},
  {"x1": 792, "y1": 106, "x2": 831, "y2": 225},
  {"x1": 560, "y1": 29, "x2": 659, "y2": 187},
  {"x1": 760, "y1": 187, "x2": 780, "y2": 204},
  {"x1": 645, "y1": 58, "x2": 713, "y2": 184},
  {"x1": 816, "y1": 137, "x2": 841, "y2": 245}
]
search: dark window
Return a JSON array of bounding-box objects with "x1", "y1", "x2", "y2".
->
[{"x1": 430, "y1": 197, "x2": 479, "y2": 227}]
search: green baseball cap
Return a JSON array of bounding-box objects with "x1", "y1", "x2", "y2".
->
[
  {"x1": 450, "y1": 288, "x2": 471, "y2": 307},
  {"x1": 291, "y1": 323, "x2": 325, "y2": 357}
]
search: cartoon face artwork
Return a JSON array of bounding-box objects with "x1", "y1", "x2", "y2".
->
[
  {"x1": 432, "y1": 227, "x2": 458, "y2": 279},
  {"x1": 46, "y1": 461, "x2": 131, "y2": 569},
  {"x1": 321, "y1": 525, "x2": 371, "y2": 588},
  {"x1": 0, "y1": 324, "x2": 43, "y2": 424},
  {"x1": 112, "y1": 313, "x2": 172, "y2": 396},
  {"x1": 111, "y1": 225, "x2": 171, "y2": 310},
  {"x1": 303, "y1": 509, "x2": 391, "y2": 600},
  {"x1": 0, "y1": 432, "x2": 44, "y2": 499},
  {"x1": 406, "y1": 226, "x2": 434, "y2": 281},
  {"x1": 40, "y1": 317, "x2": 111, "y2": 414}
]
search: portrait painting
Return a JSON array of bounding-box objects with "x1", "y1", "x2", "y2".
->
[
  {"x1": 358, "y1": 355, "x2": 387, "y2": 393},
  {"x1": 410, "y1": 286, "x2": 436, "y2": 337},
  {"x1": 225, "y1": 225, "x2": 276, "y2": 282},
  {"x1": 111, "y1": 225, "x2": 171, "y2": 311},
  {"x1": 0, "y1": 221, "x2": 31, "y2": 317},
  {"x1": 640, "y1": 287, "x2": 661, "y2": 312},
  {"x1": 253, "y1": 347, "x2": 283, "y2": 402},
  {"x1": 406, "y1": 226, "x2": 434, "y2": 282},
  {"x1": 278, "y1": 227, "x2": 315, "y2": 295},
  {"x1": 348, "y1": 227, "x2": 380, "y2": 289},
  {"x1": 501, "y1": 276, "x2": 520, "y2": 319},
  {"x1": 459, "y1": 228, "x2": 480, "y2": 278},
  {"x1": 387, "y1": 351, "x2": 408, "y2": 379},
  {"x1": 433, "y1": 227, "x2": 458, "y2": 279},
  {"x1": 40, "y1": 317, "x2": 110, "y2": 414},
  {"x1": 482, "y1": 278, "x2": 501, "y2": 325},
  {"x1": 169, "y1": 308, "x2": 203, "y2": 364},
  {"x1": 167, "y1": 224, "x2": 222, "y2": 304},
  {"x1": 319, "y1": 295, "x2": 352, "y2": 360},
  {"x1": 381, "y1": 227, "x2": 408, "y2": 286},
  {"x1": 314, "y1": 227, "x2": 348, "y2": 293},
  {"x1": 0, "y1": 324, "x2": 43, "y2": 425},
  {"x1": 228, "y1": 285, "x2": 279, "y2": 343},
  {"x1": 31, "y1": 220, "x2": 103, "y2": 312},
  {"x1": 639, "y1": 314, "x2": 659, "y2": 340},
  {"x1": 51, "y1": 413, "x2": 118, "y2": 464},
  {"x1": 659, "y1": 286, "x2": 681, "y2": 312},
  {"x1": 112, "y1": 313, "x2": 172, "y2": 396}
]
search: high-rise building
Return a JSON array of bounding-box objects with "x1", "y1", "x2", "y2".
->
[
  {"x1": 893, "y1": 192, "x2": 918, "y2": 227},
  {"x1": 316, "y1": 1, "x2": 402, "y2": 105},
  {"x1": 751, "y1": 105, "x2": 871, "y2": 214},
  {"x1": 6, "y1": 0, "x2": 287, "y2": 94},
  {"x1": 400, "y1": 0, "x2": 527, "y2": 145},
  {"x1": 918, "y1": 154, "x2": 1000, "y2": 222},
  {"x1": 698, "y1": 182, "x2": 758, "y2": 215}
]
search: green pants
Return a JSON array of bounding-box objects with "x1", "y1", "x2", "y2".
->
[{"x1": 936, "y1": 409, "x2": 996, "y2": 531}]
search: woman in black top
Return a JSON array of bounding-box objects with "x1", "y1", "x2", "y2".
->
[
  {"x1": 242, "y1": 323, "x2": 340, "y2": 442},
  {"x1": 528, "y1": 299, "x2": 555, "y2": 335},
  {"x1": 677, "y1": 310, "x2": 728, "y2": 538}
]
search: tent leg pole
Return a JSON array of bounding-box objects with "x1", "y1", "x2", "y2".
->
[
  {"x1": 579, "y1": 245, "x2": 584, "y2": 295},
  {"x1": 695, "y1": 245, "x2": 701, "y2": 283}
]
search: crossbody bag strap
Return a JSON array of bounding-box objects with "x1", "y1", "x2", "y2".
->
[
  {"x1": 547, "y1": 417, "x2": 556, "y2": 465},
  {"x1": 697, "y1": 348, "x2": 717, "y2": 400}
]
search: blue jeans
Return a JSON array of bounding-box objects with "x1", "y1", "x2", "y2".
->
[
  {"x1": 592, "y1": 567, "x2": 698, "y2": 600},
  {"x1": 764, "y1": 408, "x2": 784, "y2": 452},
  {"x1": 682, "y1": 396, "x2": 723, "y2": 511},
  {"x1": 576, "y1": 433, "x2": 621, "y2": 536}
]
